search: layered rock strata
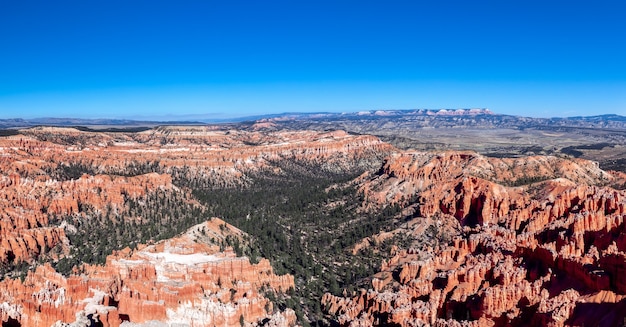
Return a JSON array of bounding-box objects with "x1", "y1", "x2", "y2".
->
[
  {"x1": 0, "y1": 219, "x2": 296, "y2": 327},
  {"x1": 0, "y1": 128, "x2": 393, "y2": 265},
  {"x1": 325, "y1": 151, "x2": 626, "y2": 326},
  {"x1": 0, "y1": 127, "x2": 393, "y2": 326}
]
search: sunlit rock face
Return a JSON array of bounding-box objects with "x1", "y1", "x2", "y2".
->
[
  {"x1": 325, "y1": 151, "x2": 626, "y2": 327},
  {"x1": 0, "y1": 127, "x2": 393, "y2": 267},
  {"x1": 14, "y1": 127, "x2": 394, "y2": 187},
  {"x1": 0, "y1": 218, "x2": 296, "y2": 327},
  {"x1": 2, "y1": 127, "x2": 396, "y2": 327}
]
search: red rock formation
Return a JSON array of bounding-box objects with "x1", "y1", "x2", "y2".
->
[
  {"x1": 0, "y1": 219, "x2": 296, "y2": 327},
  {"x1": 0, "y1": 127, "x2": 392, "y2": 326},
  {"x1": 325, "y1": 151, "x2": 626, "y2": 326},
  {"x1": 0, "y1": 169, "x2": 175, "y2": 265},
  {"x1": 16, "y1": 127, "x2": 393, "y2": 187},
  {"x1": 0, "y1": 128, "x2": 392, "y2": 266}
]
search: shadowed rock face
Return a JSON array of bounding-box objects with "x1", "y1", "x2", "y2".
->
[
  {"x1": 0, "y1": 218, "x2": 296, "y2": 327},
  {"x1": 324, "y1": 151, "x2": 626, "y2": 327}
]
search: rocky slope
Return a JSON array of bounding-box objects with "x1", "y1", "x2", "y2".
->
[
  {"x1": 21, "y1": 126, "x2": 392, "y2": 186},
  {"x1": 0, "y1": 171, "x2": 175, "y2": 265},
  {"x1": 0, "y1": 218, "x2": 296, "y2": 327},
  {"x1": 0, "y1": 127, "x2": 393, "y2": 326},
  {"x1": 11, "y1": 125, "x2": 626, "y2": 325},
  {"x1": 324, "y1": 151, "x2": 626, "y2": 326},
  {"x1": 0, "y1": 127, "x2": 392, "y2": 266}
]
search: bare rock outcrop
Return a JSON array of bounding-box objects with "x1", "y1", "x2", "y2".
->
[
  {"x1": 325, "y1": 151, "x2": 626, "y2": 326},
  {"x1": 0, "y1": 128, "x2": 395, "y2": 326},
  {"x1": 0, "y1": 219, "x2": 296, "y2": 327},
  {"x1": 0, "y1": 128, "x2": 393, "y2": 266}
]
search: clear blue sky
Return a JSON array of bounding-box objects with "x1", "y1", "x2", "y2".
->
[{"x1": 1, "y1": 1, "x2": 624, "y2": 120}]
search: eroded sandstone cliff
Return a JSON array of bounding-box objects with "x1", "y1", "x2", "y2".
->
[
  {"x1": 0, "y1": 127, "x2": 393, "y2": 326},
  {"x1": 0, "y1": 127, "x2": 393, "y2": 267},
  {"x1": 0, "y1": 218, "x2": 296, "y2": 327},
  {"x1": 324, "y1": 151, "x2": 626, "y2": 326}
]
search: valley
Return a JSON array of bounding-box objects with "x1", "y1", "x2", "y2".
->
[{"x1": 1, "y1": 110, "x2": 626, "y2": 326}]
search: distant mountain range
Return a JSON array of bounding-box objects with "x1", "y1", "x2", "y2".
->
[
  {"x1": 0, "y1": 117, "x2": 206, "y2": 129},
  {"x1": 2, "y1": 109, "x2": 626, "y2": 130},
  {"x1": 251, "y1": 109, "x2": 626, "y2": 131}
]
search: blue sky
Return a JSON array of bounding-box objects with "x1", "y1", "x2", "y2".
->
[{"x1": 1, "y1": 1, "x2": 625, "y2": 120}]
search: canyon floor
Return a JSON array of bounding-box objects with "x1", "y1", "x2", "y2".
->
[{"x1": 1, "y1": 111, "x2": 626, "y2": 326}]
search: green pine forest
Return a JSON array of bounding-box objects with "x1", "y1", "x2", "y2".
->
[{"x1": 16, "y1": 157, "x2": 408, "y2": 326}]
